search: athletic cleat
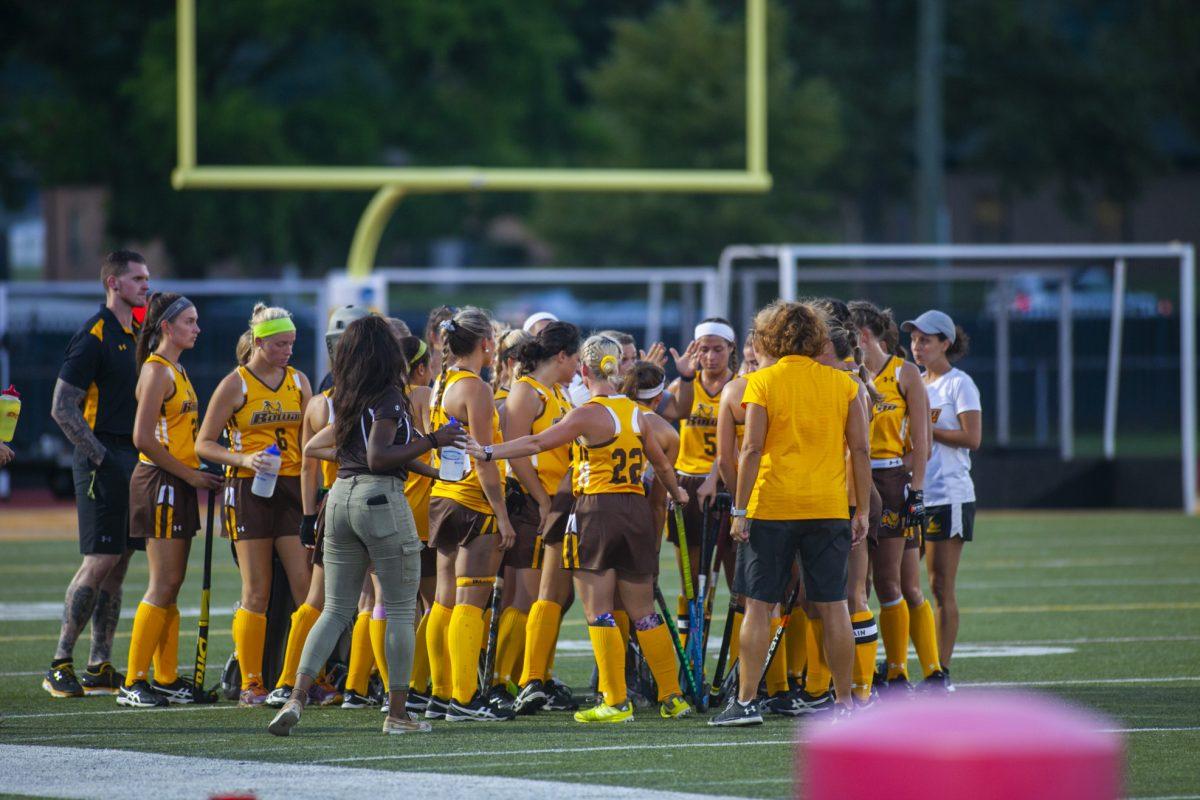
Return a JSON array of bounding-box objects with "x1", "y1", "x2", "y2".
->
[
  {"x1": 383, "y1": 712, "x2": 432, "y2": 734},
  {"x1": 944, "y1": 668, "x2": 956, "y2": 693},
  {"x1": 830, "y1": 703, "x2": 855, "y2": 723},
  {"x1": 794, "y1": 689, "x2": 836, "y2": 713},
  {"x1": 573, "y1": 700, "x2": 634, "y2": 724},
  {"x1": 446, "y1": 694, "x2": 516, "y2": 722},
  {"x1": 658, "y1": 694, "x2": 693, "y2": 719},
  {"x1": 309, "y1": 678, "x2": 343, "y2": 707},
  {"x1": 853, "y1": 692, "x2": 880, "y2": 712},
  {"x1": 239, "y1": 685, "x2": 270, "y2": 707},
  {"x1": 485, "y1": 684, "x2": 515, "y2": 713},
  {"x1": 380, "y1": 699, "x2": 390, "y2": 715},
  {"x1": 762, "y1": 691, "x2": 807, "y2": 717},
  {"x1": 340, "y1": 689, "x2": 376, "y2": 709},
  {"x1": 116, "y1": 680, "x2": 168, "y2": 708},
  {"x1": 544, "y1": 678, "x2": 579, "y2": 711},
  {"x1": 513, "y1": 679, "x2": 548, "y2": 715},
  {"x1": 80, "y1": 662, "x2": 123, "y2": 696},
  {"x1": 264, "y1": 686, "x2": 293, "y2": 708},
  {"x1": 424, "y1": 696, "x2": 449, "y2": 720},
  {"x1": 878, "y1": 674, "x2": 915, "y2": 699},
  {"x1": 708, "y1": 697, "x2": 763, "y2": 727},
  {"x1": 267, "y1": 700, "x2": 302, "y2": 736},
  {"x1": 152, "y1": 676, "x2": 196, "y2": 705},
  {"x1": 42, "y1": 663, "x2": 84, "y2": 698},
  {"x1": 919, "y1": 670, "x2": 950, "y2": 694},
  {"x1": 405, "y1": 688, "x2": 431, "y2": 715}
]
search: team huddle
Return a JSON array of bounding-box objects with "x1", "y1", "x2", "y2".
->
[{"x1": 41, "y1": 252, "x2": 983, "y2": 734}]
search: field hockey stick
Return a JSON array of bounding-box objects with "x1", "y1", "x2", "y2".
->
[
  {"x1": 757, "y1": 578, "x2": 803, "y2": 693},
  {"x1": 653, "y1": 582, "x2": 703, "y2": 706},
  {"x1": 480, "y1": 563, "x2": 505, "y2": 692},
  {"x1": 669, "y1": 501, "x2": 704, "y2": 694},
  {"x1": 707, "y1": 598, "x2": 741, "y2": 706},
  {"x1": 688, "y1": 498, "x2": 717, "y2": 707},
  {"x1": 190, "y1": 480, "x2": 219, "y2": 703}
]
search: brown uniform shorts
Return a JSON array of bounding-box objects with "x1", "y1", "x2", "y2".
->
[
  {"x1": 221, "y1": 475, "x2": 302, "y2": 541},
  {"x1": 869, "y1": 466, "x2": 918, "y2": 550},
  {"x1": 574, "y1": 492, "x2": 657, "y2": 577},
  {"x1": 129, "y1": 463, "x2": 201, "y2": 540},
  {"x1": 504, "y1": 495, "x2": 542, "y2": 569},
  {"x1": 427, "y1": 496, "x2": 497, "y2": 554},
  {"x1": 420, "y1": 544, "x2": 437, "y2": 578},
  {"x1": 540, "y1": 475, "x2": 576, "y2": 548},
  {"x1": 666, "y1": 473, "x2": 733, "y2": 562}
]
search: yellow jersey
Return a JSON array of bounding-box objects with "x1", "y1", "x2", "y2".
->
[
  {"x1": 516, "y1": 375, "x2": 573, "y2": 496},
  {"x1": 430, "y1": 367, "x2": 504, "y2": 514},
  {"x1": 742, "y1": 355, "x2": 857, "y2": 520},
  {"x1": 869, "y1": 355, "x2": 909, "y2": 460},
  {"x1": 405, "y1": 449, "x2": 433, "y2": 540},
  {"x1": 318, "y1": 389, "x2": 337, "y2": 490},
  {"x1": 226, "y1": 365, "x2": 305, "y2": 479},
  {"x1": 575, "y1": 395, "x2": 645, "y2": 496},
  {"x1": 675, "y1": 376, "x2": 724, "y2": 475},
  {"x1": 495, "y1": 386, "x2": 510, "y2": 404},
  {"x1": 139, "y1": 354, "x2": 200, "y2": 468}
]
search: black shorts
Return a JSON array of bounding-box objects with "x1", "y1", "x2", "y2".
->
[
  {"x1": 924, "y1": 502, "x2": 976, "y2": 542},
  {"x1": 733, "y1": 518, "x2": 851, "y2": 604},
  {"x1": 72, "y1": 437, "x2": 143, "y2": 555}
]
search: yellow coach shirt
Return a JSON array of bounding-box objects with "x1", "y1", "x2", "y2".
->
[{"x1": 742, "y1": 355, "x2": 858, "y2": 520}]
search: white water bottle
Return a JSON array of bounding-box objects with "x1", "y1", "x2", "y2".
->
[
  {"x1": 251, "y1": 444, "x2": 282, "y2": 498},
  {"x1": 438, "y1": 416, "x2": 467, "y2": 481}
]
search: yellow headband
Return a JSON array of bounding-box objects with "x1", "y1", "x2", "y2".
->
[
  {"x1": 252, "y1": 317, "x2": 296, "y2": 339},
  {"x1": 414, "y1": 339, "x2": 428, "y2": 362}
]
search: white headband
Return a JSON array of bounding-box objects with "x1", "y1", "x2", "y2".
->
[
  {"x1": 522, "y1": 311, "x2": 559, "y2": 333},
  {"x1": 694, "y1": 321, "x2": 736, "y2": 342},
  {"x1": 636, "y1": 380, "x2": 666, "y2": 400}
]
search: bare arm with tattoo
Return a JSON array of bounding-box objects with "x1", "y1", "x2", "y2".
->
[{"x1": 51, "y1": 379, "x2": 106, "y2": 466}]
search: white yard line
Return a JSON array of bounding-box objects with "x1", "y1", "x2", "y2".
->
[
  {"x1": 0, "y1": 745, "x2": 755, "y2": 800},
  {"x1": 320, "y1": 739, "x2": 797, "y2": 764},
  {"x1": 962, "y1": 676, "x2": 1200, "y2": 688}
]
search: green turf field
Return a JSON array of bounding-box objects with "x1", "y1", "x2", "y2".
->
[{"x1": 0, "y1": 511, "x2": 1197, "y2": 799}]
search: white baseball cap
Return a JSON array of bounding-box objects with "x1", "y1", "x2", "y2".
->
[{"x1": 901, "y1": 310, "x2": 956, "y2": 343}]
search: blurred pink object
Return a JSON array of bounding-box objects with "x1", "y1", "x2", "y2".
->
[{"x1": 802, "y1": 692, "x2": 1122, "y2": 800}]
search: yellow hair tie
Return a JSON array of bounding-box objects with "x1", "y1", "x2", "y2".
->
[
  {"x1": 252, "y1": 317, "x2": 296, "y2": 339},
  {"x1": 599, "y1": 354, "x2": 618, "y2": 375}
]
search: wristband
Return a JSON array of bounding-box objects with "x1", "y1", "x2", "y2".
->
[
  {"x1": 425, "y1": 432, "x2": 438, "y2": 450},
  {"x1": 678, "y1": 370, "x2": 696, "y2": 381}
]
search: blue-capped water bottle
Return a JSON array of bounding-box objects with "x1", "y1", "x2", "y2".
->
[
  {"x1": 250, "y1": 444, "x2": 282, "y2": 498},
  {"x1": 438, "y1": 416, "x2": 467, "y2": 481}
]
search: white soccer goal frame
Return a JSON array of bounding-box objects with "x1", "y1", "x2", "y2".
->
[
  {"x1": 322, "y1": 266, "x2": 722, "y2": 380},
  {"x1": 717, "y1": 243, "x2": 1198, "y2": 514}
]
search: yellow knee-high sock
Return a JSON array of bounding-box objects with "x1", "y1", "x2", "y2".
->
[
  {"x1": 766, "y1": 618, "x2": 790, "y2": 695},
  {"x1": 727, "y1": 606, "x2": 745, "y2": 666},
  {"x1": 152, "y1": 604, "x2": 180, "y2": 684},
  {"x1": 879, "y1": 599, "x2": 911, "y2": 680},
  {"x1": 784, "y1": 611, "x2": 808, "y2": 681},
  {"x1": 493, "y1": 607, "x2": 527, "y2": 686},
  {"x1": 909, "y1": 599, "x2": 942, "y2": 678},
  {"x1": 676, "y1": 595, "x2": 690, "y2": 647},
  {"x1": 426, "y1": 603, "x2": 453, "y2": 699},
  {"x1": 588, "y1": 623, "x2": 627, "y2": 707},
  {"x1": 637, "y1": 623, "x2": 681, "y2": 701},
  {"x1": 803, "y1": 617, "x2": 831, "y2": 696},
  {"x1": 125, "y1": 601, "x2": 169, "y2": 687},
  {"x1": 520, "y1": 600, "x2": 561, "y2": 685},
  {"x1": 480, "y1": 608, "x2": 493, "y2": 653},
  {"x1": 409, "y1": 611, "x2": 432, "y2": 691},
  {"x1": 369, "y1": 609, "x2": 389, "y2": 689},
  {"x1": 545, "y1": 606, "x2": 563, "y2": 677},
  {"x1": 613, "y1": 610, "x2": 631, "y2": 648},
  {"x1": 277, "y1": 603, "x2": 321, "y2": 689},
  {"x1": 345, "y1": 611, "x2": 375, "y2": 696},
  {"x1": 448, "y1": 604, "x2": 485, "y2": 704},
  {"x1": 232, "y1": 608, "x2": 267, "y2": 689},
  {"x1": 851, "y1": 610, "x2": 879, "y2": 701}
]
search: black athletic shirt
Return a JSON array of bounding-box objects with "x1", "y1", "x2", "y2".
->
[
  {"x1": 336, "y1": 385, "x2": 414, "y2": 481},
  {"x1": 58, "y1": 304, "x2": 140, "y2": 439}
]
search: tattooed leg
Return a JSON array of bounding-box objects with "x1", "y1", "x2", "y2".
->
[
  {"x1": 53, "y1": 554, "x2": 120, "y2": 661},
  {"x1": 87, "y1": 551, "x2": 131, "y2": 665}
]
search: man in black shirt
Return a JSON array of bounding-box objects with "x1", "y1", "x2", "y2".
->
[{"x1": 43, "y1": 251, "x2": 150, "y2": 698}]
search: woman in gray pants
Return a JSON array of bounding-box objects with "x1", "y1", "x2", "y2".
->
[{"x1": 268, "y1": 316, "x2": 464, "y2": 736}]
